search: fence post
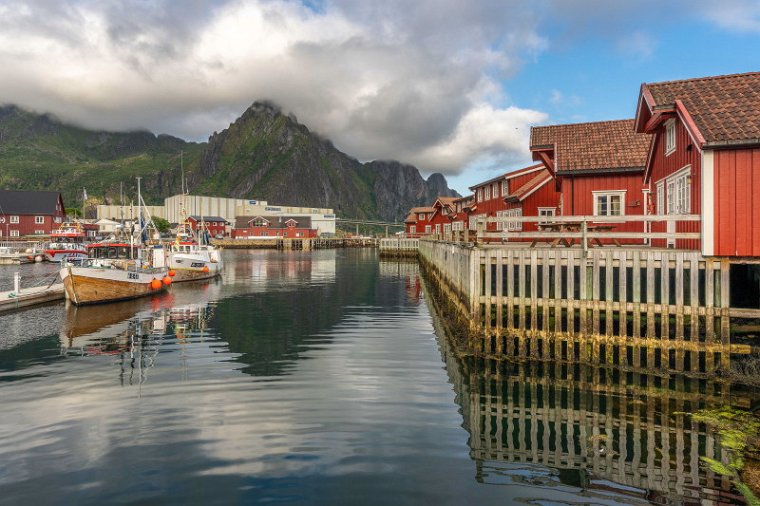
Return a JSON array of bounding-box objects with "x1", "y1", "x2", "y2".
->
[
  {"x1": 581, "y1": 219, "x2": 588, "y2": 255},
  {"x1": 476, "y1": 220, "x2": 484, "y2": 245},
  {"x1": 13, "y1": 272, "x2": 20, "y2": 294}
]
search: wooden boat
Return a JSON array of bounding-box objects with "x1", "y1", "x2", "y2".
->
[
  {"x1": 60, "y1": 244, "x2": 170, "y2": 305},
  {"x1": 59, "y1": 178, "x2": 171, "y2": 306},
  {"x1": 166, "y1": 221, "x2": 223, "y2": 282},
  {"x1": 44, "y1": 221, "x2": 88, "y2": 262}
]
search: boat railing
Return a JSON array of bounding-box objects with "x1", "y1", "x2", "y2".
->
[{"x1": 64, "y1": 257, "x2": 164, "y2": 274}]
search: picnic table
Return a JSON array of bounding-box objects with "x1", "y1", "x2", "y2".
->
[{"x1": 530, "y1": 222, "x2": 621, "y2": 248}]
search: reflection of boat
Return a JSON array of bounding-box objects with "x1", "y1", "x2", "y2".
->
[
  {"x1": 167, "y1": 221, "x2": 223, "y2": 282},
  {"x1": 43, "y1": 222, "x2": 88, "y2": 262}
]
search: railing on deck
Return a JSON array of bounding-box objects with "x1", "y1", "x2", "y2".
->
[{"x1": 434, "y1": 215, "x2": 702, "y2": 252}]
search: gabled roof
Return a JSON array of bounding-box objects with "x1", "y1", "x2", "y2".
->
[
  {"x1": 0, "y1": 190, "x2": 62, "y2": 215},
  {"x1": 636, "y1": 72, "x2": 760, "y2": 147},
  {"x1": 188, "y1": 215, "x2": 228, "y2": 223},
  {"x1": 505, "y1": 169, "x2": 553, "y2": 203},
  {"x1": 468, "y1": 163, "x2": 545, "y2": 191},
  {"x1": 404, "y1": 206, "x2": 435, "y2": 223},
  {"x1": 530, "y1": 119, "x2": 650, "y2": 174}
]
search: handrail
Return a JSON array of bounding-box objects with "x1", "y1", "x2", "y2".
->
[{"x1": 474, "y1": 214, "x2": 701, "y2": 224}]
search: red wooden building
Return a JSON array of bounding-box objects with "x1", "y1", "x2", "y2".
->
[
  {"x1": 404, "y1": 206, "x2": 435, "y2": 238},
  {"x1": 232, "y1": 216, "x2": 317, "y2": 239},
  {"x1": 530, "y1": 120, "x2": 651, "y2": 244},
  {"x1": 0, "y1": 190, "x2": 66, "y2": 238},
  {"x1": 634, "y1": 72, "x2": 760, "y2": 257},
  {"x1": 428, "y1": 197, "x2": 458, "y2": 237},
  {"x1": 501, "y1": 166, "x2": 560, "y2": 240},
  {"x1": 451, "y1": 195, "x2": 475, "y2": 235},
  {"x1": 188, "y1": 215, "x2": 228, "y2": 237}
]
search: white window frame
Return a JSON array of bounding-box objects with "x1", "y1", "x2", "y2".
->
[
  {"x1": 35, "y1": 216, "x2": 44, "y2": 224},
  {"x1": 484, "y1": 185, "x2": 490, "y2": 200},
  {"x1": 501, "y1": 180, "x2": 509, "y2": 197},
  {"x1": 665, "y1": 119, "x2": 676, "y2": 156},
  {"x1": 10, "y1": 230, "x2": 19, "y2": 237},
  {"x1": 592, "y1": 191, "x2": 626, "y2": 217},
  {"x1": 492, "y1": 183, "x2": 498, "y2": 199},
  {"x1": 477, "y1": 188, "x2": 483, "y2": 202},
  {"x1": 663, "y1": 166, "x2": 691, "y2": 215},
  {"x1": 452, "y1": 221, "x2": 463, "y2": 231},
  {"x1": 425, "y1": 225, "x2": 431, "y2": 234},
  {"x1": 496, "y1": 209, "x2": 522, "y2": 231},
  {"x1": 34, "y1": 229, "x2": 45, "y2": 235},
  {"x1": 10, "y1": 215, "x2": 19, "y2": 224},
  {"x1": 410, "y1": 225, "x2": 416, "y2": 235},
  {"x1": 656, "y1": 181, "x2": 665, "y2": 215},
  {"x1": 538, "y1": 207, "x2": 556, "y2": 224},
  {"x1": 443, "y1": 223, "x2": 452, "y2": 234}
]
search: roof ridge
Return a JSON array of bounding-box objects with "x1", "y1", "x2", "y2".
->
[
  {"x1": 645, "y1": 71, "x2": 760, "y2": 87},
  {"x1": 533, "y1": 118, "x2": 635, "y2": 129}
]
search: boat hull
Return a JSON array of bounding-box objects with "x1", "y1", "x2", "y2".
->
[
  {"x1": 45, "y1": 249, "x2": 88, "y2": 263},
  {"x1": 170, "y1": 267, "x2": 221, "y2": 282},
  {"x1": 167, "y1": 250, "x2": 222, "y2": 283},
  {"x1": 61, "y1": 265, "x2": 168, "y2": 305}
]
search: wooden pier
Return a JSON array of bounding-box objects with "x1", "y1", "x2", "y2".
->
[
  {"x1": 0, "y1": 282, "x2": 64, "y2": 312},
  {"x1": 213, "y1": 237, "x2": 379, "y2": 250},
  {"x1": 419, "y1": 236, "x2": 759, "y2": 374},
  {"x1": 379, "y1": 238, "x2": 419, "y2": 258}
]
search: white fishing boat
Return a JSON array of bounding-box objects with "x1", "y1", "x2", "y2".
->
[
  {"x1": 44, "y1": 221, "x2": 88, "y2": 262},
  {"x1": 59, "y1": 178, "x2": 172, "y2": 306},
  {"x1": 166, "y1": 220, "x2": 223, "y2": 282}
]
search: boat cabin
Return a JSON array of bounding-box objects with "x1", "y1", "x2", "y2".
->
[{"x1": 88, "y1": 243, "x2": 135, "y2": 260}]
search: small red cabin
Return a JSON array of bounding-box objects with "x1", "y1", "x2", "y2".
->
[
  {"x1": 187, "y1": 215, "x2": 228, "y2": 238},
  {"x1": 0, "y1": 190, "x2": 66, "y2": 237},
  {"x1": 530, "y1": 120, "x2": 651, "y2": 244},
  {"x1": 404, "y1": 206, "x2": 435, "y2": 238},
  {"x1": 634, "y1": 71, "x2": 760, "y2": 257}
]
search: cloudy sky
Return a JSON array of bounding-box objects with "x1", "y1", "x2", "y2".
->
[{"x1": 1, "y1": 0, "x2": 759, "y2": 194}]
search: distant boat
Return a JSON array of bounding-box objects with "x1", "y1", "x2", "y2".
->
[
  {"x1": 59, "y1": 178, "x2": 171, "y2": 305},
  {"x1": 44, "y1": 221, "x2": 88, "y2": 262},
  {"x1": 166, "y1": 220, "x2": 223, "y2": 282}
]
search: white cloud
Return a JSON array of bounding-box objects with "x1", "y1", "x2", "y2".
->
[
  {"x1": 616, "y1": 30, "x2": 657, "y2": 60},
  {"x1": 0, "y1": 0, "x2": 548, "y2": 176},
  {"x1": 697, "y1": 0, "x2": 760, "y2": 33}
]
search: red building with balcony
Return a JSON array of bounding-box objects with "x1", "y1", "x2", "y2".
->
[
  {"x1": 0, "y1": 190, "x2": 66, "y2": 238},
  {"x1": 634, "y1": 71, "x2": 760, "y2": 257},
  {"x1": 530, "y1": 120, "x2": 651, "y2": 244}
]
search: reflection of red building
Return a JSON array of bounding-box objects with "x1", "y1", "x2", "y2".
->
[
  {"x1": 232, "y1": 216, "x2": 317, "y2": 239},
  {"x1": 188, "y1": 216, "x2": 228, "y2": 237},
  {"x1": 405, "y1": 275, "x2": 422, "y2": 303}
]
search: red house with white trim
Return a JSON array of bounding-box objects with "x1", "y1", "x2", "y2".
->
[
  {"x1": 634, "y1": 72, "x2": 760, "y2": 257},
  {"x1": 500, "y1": 166, "x2": 560, "y2": 240},
  {"x1": 187, "y1": 215, "x2": 228, "y2": 237},
  {"x1": 0, "y1": 190, "x2": 66, "y2": 237},
  {"x1": 530, "y1": 120, "x2": 651, "y2": 244},
  {"x1": 428, "y1": 197, "x2": 458, "y2": 237},
  {"x1": 232, "y1": 216, "x2": 317, "y2": 239},
  {"x1": 404, "y1": 206, "x2": 435, "y2": 238}
]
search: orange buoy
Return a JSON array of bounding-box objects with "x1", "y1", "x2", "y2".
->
[
  {"x1": 162, "y1": 276, "x2": 172, "y2": 285},
  {"x1": 150, "y1": 279, "x2": 162, "y2": 290},
  {"x1": 202, "y1": 266, "x2": 210, "y2": 273},
  {"x1": 168, "y1": 270, "x2": 176, "y2": 277}
]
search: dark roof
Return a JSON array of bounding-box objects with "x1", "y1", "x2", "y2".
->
[
  {"x1": 530, "y1": 119, "x2": 650, "y2": 173},
  {"x1": 188, "y1": 215, "x2": 227, "y2": 223},
  {"x1": 0, "y1": 190, "x2": 62, "y2": 214},
  {"x1": 235, "y1": 215, "x2": 313, "y2": 230},
  {"x1": 642, "y1": 72, "x2": 760, "y2": 146}
]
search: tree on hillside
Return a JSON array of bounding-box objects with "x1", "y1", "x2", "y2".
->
[{"x1": 152, "y1": 216, "x2": 171, "y2": 233}]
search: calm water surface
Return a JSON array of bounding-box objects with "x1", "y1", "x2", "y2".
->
[{"x1": 0, "y1": 250, "x2": 750, "y2": 505}]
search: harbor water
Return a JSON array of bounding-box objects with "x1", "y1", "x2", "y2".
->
[{"x1": 0, "y1": 250, "x2": 753, "y2": 505}]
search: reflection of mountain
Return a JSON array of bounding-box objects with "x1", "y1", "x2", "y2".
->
[{"x1": 213, "y1": 250, "x2": 402, "y2": 377}]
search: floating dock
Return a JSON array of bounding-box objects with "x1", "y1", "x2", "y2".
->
[{"x1": 0, "y1": 283, "x2": 65, "y2": 313}]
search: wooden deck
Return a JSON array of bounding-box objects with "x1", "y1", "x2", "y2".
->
[
  {"x1": 419, "y1": 238, "x2": 760, "y2": 374},
  {"x1": 0, "y1": 283, "x2": 65, "y2": 312}
]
